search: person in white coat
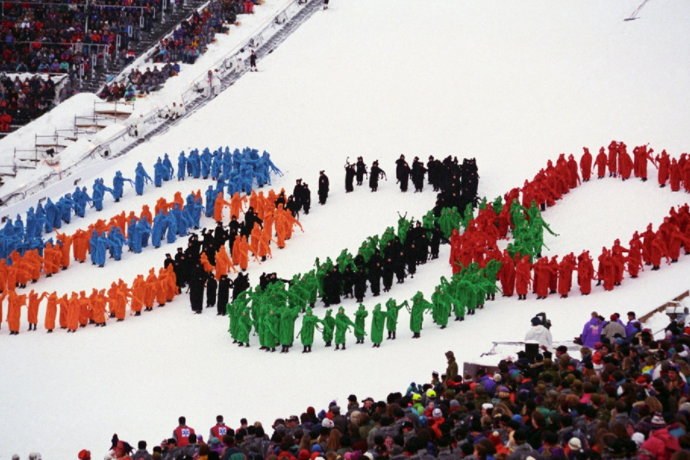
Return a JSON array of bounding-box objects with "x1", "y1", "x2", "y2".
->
[
  {"x1": 132, "y1": 114, "x2": 146, "y2": 140},
  {"x1": 525, "y1": 316, "x2": 552, "y2": 350},
  {"x1": 211, "y1": 69, "x2": 221, "y2": 96},
  {"x1": 236, "y1": 56, "x2": 246, "y2": 73}
]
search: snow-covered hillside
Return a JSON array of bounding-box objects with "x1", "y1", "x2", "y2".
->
[{"x1": 1, "y1": 1, "x2": 690, "y2": 458}]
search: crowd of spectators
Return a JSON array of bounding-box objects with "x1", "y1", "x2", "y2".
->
[
  {"x1": 98, "y1": 0, "x2": 258, "y2": 101},
  {"x1": 0, "y1": 72, "x2": 80, "y2": 130},
  {"x1": 0, "y1": 0, "x2": 187, "y2": 129},
  {"x1": 52, "y1": 314, "x2": 690, "y2": 460},
  {"x1": 0, "y1": 0, "x2": 160, "y2": 74}
]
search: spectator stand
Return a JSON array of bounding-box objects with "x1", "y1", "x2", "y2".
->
[
  {"x1": 0, "y1": 0, "x2": 319, "y2": 207},
  {"x1": 97, "y1": 0, "x2": 214, "y2": 95},
  {"x1": 0, "y1": 72, "x2": 71, "y2": 138}
]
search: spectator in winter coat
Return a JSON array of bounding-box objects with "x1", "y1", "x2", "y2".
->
[
  {"x1": 524, "y1": 316, "x2": 553, "y2": 351},
  {"x1": 132, "y1": 441, "x2": 153, "y2": 460},
  {"x1": 580, "y1": 312, "x2": 602, "y2": 348},
  {"x1": 602, "y1": 315, "x2": 627, "y2": 341},
  {"x1": 443, "y1": 350, "x2": 458, "y2": 387}
]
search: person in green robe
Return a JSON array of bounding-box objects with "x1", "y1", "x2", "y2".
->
[
  {"x1": 228, "y1": 291, "x2": 249, "y2": 342},
  {"x1": 334, "y1": 306, "x2": 363, "y2": 350},
  {"x1": 370, "y1": 303, "x2": 386, "y2": 348},
  {"x1": 409, "y1": 291, "x2": 433, "y2": 338},
  {"x1": 431, "y1": 287, "x2": 451, "y2": 329},
  {"x1": 297, "y1": 307, "x2": 322, "y2": 353},
  {"x1": 278, "y1": 306, "x2": 300, "y2": 353},
  {"x1": 354, "y1": 303, "x2": 368, "y2": 344},
  {"x1": 322, "y1": 308, "x2": 335, "y2": 347},
  {"x1": 385, "y1": 298, "x2": 407, "y2": 340},
  {"x1": 263, "y1": 310, "x2": 280, "y2": 352},
  {"x1": 236, "y1": 309, "x2": 253, "y2": 347}
]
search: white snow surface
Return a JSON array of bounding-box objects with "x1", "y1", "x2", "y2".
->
[{"x1": 2, "y1": 0, "x2": 690, "y2": 458}]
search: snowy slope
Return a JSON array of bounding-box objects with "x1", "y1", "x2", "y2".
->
[{"x1": 2, "y1": 0, "x2": 690, "y2": 458}]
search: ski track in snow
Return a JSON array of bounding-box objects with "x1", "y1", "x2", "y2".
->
[{"x1": 2, "y1": 1, "x2": 690, "y2": 458}]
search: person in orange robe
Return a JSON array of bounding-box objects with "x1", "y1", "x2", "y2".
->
[
  {"x1": 57, "y1": 294, "x2": 69, "y2": 329},
  {"x1": 153, "y1": 275, "x2": 167, "y2": 307},
  {"x1": 214, "y1": 246, "x2": 236, "y2": 279},
  {"x1": 7, "y1": 290, "x2": 27, "y2": 335},
  {"x1": 131, "y1": 275, "x2": 146, "y2": 316},
  {"x1": 73, "y1": 229, "x2": 90, "y2": 263},
  {"x1": 213, "y1": 192, "x2": 231, "y2": 222},
  {"x1": 257, "y1": 230, "x2": 275, "y2": 261},
  {"x1": 55, "y1": 231, "x2": 74, "y2": 270},
  {"x1": 27, "y1": 290, "x2": 48, "y2": 331},
  {"x1": 249, "y1": 222, "x2": 262, "y2": 254},
  {"x1": 44, "y1": 292, "x2": 58, "y2": 332},
  {"x1": 78, "y1": 291, "x2": 91, "y2": 327},
  {"x1": 155, "y1": 197, "x2": 170, "y2": 216},
  {"x1": 12, "y1": 253, "x2": 31, "y2": 287},
  {"x1": 140, "y1": 204, "x2": 153, "y2": 224},
  {"x1": 230, "y1": 192, "x2": 247, "y2": 219},
  {"x1": 162, "y1": 265, "x2": 178, "y2": 302},
  {"x1": 113, "y1": 284, "x2": 130, "y2": 321},
  {"x1": 91, "y1": 289, "x2": 108, "y2": 326},
  {"x1": 66, "y1": 292, "x2": 80, "y2": 332},
  {"x1": 236, "y1": 236, "x2": 259, "y2": 271},
  {"x1": 144, "y1": 269, "x2": 158, "y2": 310},
  {"x1": 22, "y1": 249, "x2": 43, "y2": 281},
  {"x1": 249, "y1": 190, "x2": 259, "y2": 212}
]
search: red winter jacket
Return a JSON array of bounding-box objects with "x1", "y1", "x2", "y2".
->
[{"x1": 640, "y1": 428, "x2": 680, "y2": 460}]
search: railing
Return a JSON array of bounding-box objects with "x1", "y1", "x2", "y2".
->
[
  {"x1": 0, "y1": 0, "x2": 314, "y2": 207},
  {"x1": 180, "y1": 0, "x2": 303, "y2": 106}
]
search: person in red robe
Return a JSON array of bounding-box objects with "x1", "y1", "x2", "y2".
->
[
  {"x1": 515, "y1": 256, "x2": 532, "y2": 300},
  {"x1": 633, "y1": 145, "x2": 655, "y2": 181},
  {"x1": 618, "y1": 146, "x2": 633, "y2": 180},
  {"x1": 532, "y1": 257, "x2": 552, "y2": 299},
  {"x1": 577, "y1": 250, "x2": 594, "y2": 295},
  {"x1": 656, "y1": 150, "x2": 670, "y2": 187},
  {"x1": 557, "y1": 253, "x2": 577, "y2": 298},
  {"x1": 597, "y1": 248, "x2": 615, "y2": 291},
  {"x1": 580, "y1": 147, "x2": 593, "y2": 182},
  {"x1": 498, "y1": 250, "x2": 515, "y2": 297},
  {"x1": 593, "y1": 147, "x2": 608, "y2": 179},
  {"x1": 566, "y1": 154, "x2": 580, "y2": 190},
  {"x1": 669, "y1": 158, "x2": 682, "y2": 191},
  {"x1": 627, "y1": 233, "x2": 644, "y2": 278},
  {"x1": 608, "y1": 141, "x2": 619, "y2": 177},
  {"x1": 650, "y1": 233, "x2": 669, "y2": 270}
]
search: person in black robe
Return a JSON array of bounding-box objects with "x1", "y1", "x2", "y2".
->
[
  {"x1": 217, "y1": 274, "x2": 232, "y2": 316},
  {"x1": 368, "y1": 256, "x2": 382, "y2": 297},
  {"x1": 232, "y1": 272, "x2": 250, "y2": 301},
  {"x1": 292, "y1": 179, "x2": 304, "y2": 212},
  {"x1": 369, "y1": 160, "x2": 386, "y2": 192},
  {"x1": 206, "y1": 273, "x2": 217, "y2": 309},
  {"x1": 355, "y1": 157, "x2": 368, "y2": 186},
  {"x1": 382, "y1": 257, "x2": 395, "y2": 292},
  {"x1": 189, "y1": 263, "x2": 206, "y2": 313},
  {"x1": 395, "y1": 155, "x2": 410, "y2": 192},
  {"x1": 345, "y1": 163, "x2": 356, "y2": 193},
  {"x1": 353, "y1": 267, "x2": 368, "y2": 303},
  {"x1": 300, "y1": 183, "x2": 311, "y2": 215},
  {"x1": 411, "y1": 157, "x2": 427, "y2": 192},
  {"x1": 318, "y1": 170, "x2": 329, "y2": 204}
]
